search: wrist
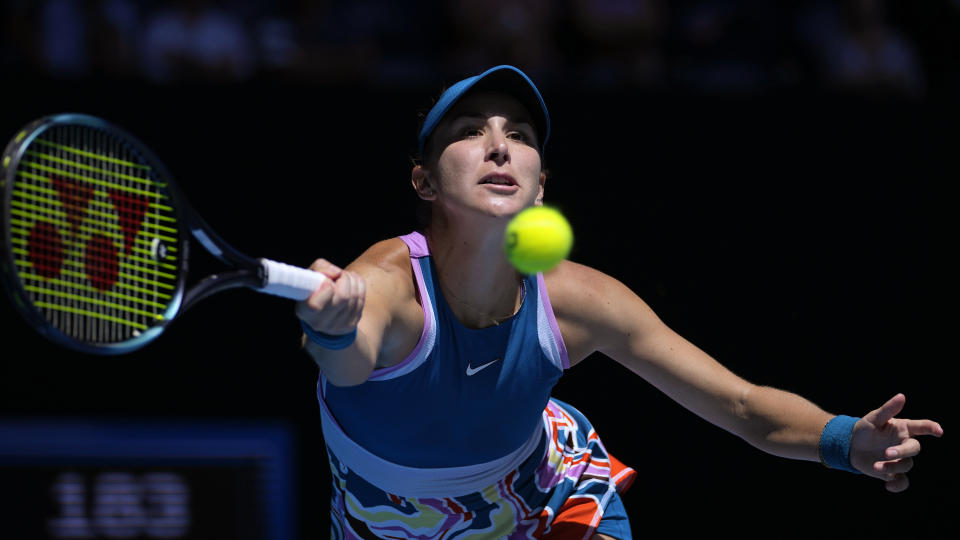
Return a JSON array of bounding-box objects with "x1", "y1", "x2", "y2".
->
[
  {"x1": 300, "y1": 320, "x2": 357, "y2": 350},
  {"x1": 818, "y1": 415, "x2": 862, "y2": 474}
]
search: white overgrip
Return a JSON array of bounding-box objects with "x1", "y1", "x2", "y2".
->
[{"x1": 258, "y1": 258, "x2": 327, "y2": 300}]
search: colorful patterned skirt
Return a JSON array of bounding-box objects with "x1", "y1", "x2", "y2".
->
[{"x1": 326, "y1": 398, "x2": 636, "y2": 539}]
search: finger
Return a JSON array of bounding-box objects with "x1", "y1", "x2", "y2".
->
[
  {"x1": 306, "y1": 276, "x2": 335, "y2": 308},
  {"x1": 345, "y1": 272, "x2": 364, "y2": 319},
  {"x1": 337, "y1": 273, "x2": 364, "y2": 329},
  {"x1": 308, "y1": 258, "x2": 344, "y2": 279},
  {"x1": 865, "y1": 393, "x2": 906, "y2": 426},
  {"x1": 333, "y1": 272, "x2": 361, "y2": 319},
  {"x1": 338, "y1": 271, "x2": 359, "y2": 305},
  {"x1": 356, "y1": 273, "x2": 366, "y2": 312},
  {"x1": 873, "y1": 457, "x2": 913, "y2": 475},
  {"x1": 884, "y1": 438, "x2": 921, "y2": 460},
  {"x1": 330, "y1": 271, "x2": 349, "y2": 309},
  {"x1": 345, "y1": 274, "x2": 365, "y2": 326},
  {"x1": 885, "y1": 473, "x2": 909, "y2": 493},
  {"x1": 904, "y1": 419, "x2": 944, "y2": 438}
]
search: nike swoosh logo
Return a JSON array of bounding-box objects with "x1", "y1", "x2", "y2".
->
[{"x1": 466, "y1": 358, "x2": 501, "y2": 376}]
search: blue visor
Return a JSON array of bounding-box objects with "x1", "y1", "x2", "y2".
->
[{"x1": 417, "y1": 65, "x2": 550, "y2": 157}]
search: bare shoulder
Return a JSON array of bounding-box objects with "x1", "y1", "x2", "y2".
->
[
  {"x1": 542, "y1": 260, "x2": 633, "y2": 314},
  {"x1": 352, "y1": 237, "x2": 413, "y2": 269},
  {"x1": 543, "y1": 260, "x2": 659, "y2": 366},
  {"x1": 347, "y1": 237, "x2": 415, "y2": 295}
]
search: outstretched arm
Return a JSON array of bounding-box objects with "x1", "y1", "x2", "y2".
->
[{"x1": 548, "y1": 261, "x2": 943, "y2": 491}]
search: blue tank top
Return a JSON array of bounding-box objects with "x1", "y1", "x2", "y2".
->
[{"x1": 319, "y1": 232, "x2": 569, "y2": 468}]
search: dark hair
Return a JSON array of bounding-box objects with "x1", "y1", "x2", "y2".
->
[
  {"x1": 409, "y1": 91, "x2": 444, "y2": 228},
  {"x1": 410, "y1": 86, "x2": 446, "y2": 168}
]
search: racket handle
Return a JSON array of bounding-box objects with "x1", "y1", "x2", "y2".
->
[{"x1": 258, "y1": 258, "x2": 327, "y2": 300}]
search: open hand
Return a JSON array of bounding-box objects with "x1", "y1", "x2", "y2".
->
[{"x1": 850, "y1": 393, "x2": 943, "y2": 492}]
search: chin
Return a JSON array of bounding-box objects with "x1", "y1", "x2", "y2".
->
[{"x1": 486, "y1": 203, "x2": 527, "y2": 220}]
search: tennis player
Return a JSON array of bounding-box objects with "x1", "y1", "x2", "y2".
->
[{"x1": 295, "y1": 65, "x2": 943, "y2": 539}]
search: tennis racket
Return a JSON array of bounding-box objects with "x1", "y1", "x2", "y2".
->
[{"x1": 1, "y1": 113, "x2": 326, "y2": 355}]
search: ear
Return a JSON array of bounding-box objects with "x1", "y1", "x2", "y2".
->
[
  {"x1": 411, "y1": 165, "x2": 437, "y2": 201},
  {"x1": 535, "y1": 170, "x2": 546, "y2": 206}
]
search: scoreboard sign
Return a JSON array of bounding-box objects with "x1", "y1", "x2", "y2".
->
[{"x1": 0, "y1": 419, "x2": 295, "y2": 539}]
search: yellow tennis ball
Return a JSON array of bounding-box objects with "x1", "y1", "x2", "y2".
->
[{"x1": 504, "y1": 206, "x2": 573, "y2": 274}]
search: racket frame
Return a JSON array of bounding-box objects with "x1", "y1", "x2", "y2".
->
[
  {"x1": 2, "y1": 113, "x2": 323, "y2": 355},
  {"x1": 1, "y1": 114, "x2": 191, "y2": 355}
]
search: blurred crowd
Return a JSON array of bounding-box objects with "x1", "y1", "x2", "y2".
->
[{"x1": 1, "y1": 0, "x2": 957, "y2": 99}]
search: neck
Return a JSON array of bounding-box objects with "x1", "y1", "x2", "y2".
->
[{"x1": 425, "y1": 215, "x2": 524, "y2": 329}]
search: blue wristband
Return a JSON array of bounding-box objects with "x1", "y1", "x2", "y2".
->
[
  {"x1": 819, "y1": 415, "x2": 862, "y2": 474},
  {"x1": 300, "y1": 320, "x2": 357, "y2": 350}
]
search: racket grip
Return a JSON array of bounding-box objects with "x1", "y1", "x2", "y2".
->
[{"x1": 258, "y1": 258, "x2": 327, "y2": 300}]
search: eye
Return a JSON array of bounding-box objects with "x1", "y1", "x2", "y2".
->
[
  {"x1": 508, "y1": 130, "x2": 535, "y2": 145},
  {"x1": 460, "y1": 127, "x2": 483, "y2": 138}
]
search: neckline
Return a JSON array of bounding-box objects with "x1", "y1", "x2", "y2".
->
[{"x1": 430, "y1": 258, "x2": 528, "y2": 331}]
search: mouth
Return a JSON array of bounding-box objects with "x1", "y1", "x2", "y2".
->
[{"x1": 479, "y1": 173, "x2": 518, "y2": 187}]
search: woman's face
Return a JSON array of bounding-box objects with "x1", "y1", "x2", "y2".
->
[{"x1": 424, "y1": 91, "x2": 544, "y2": 221}]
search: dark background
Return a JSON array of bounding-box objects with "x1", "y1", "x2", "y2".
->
[{"x1": 1, "y1": 1, "x2": 956, "y2": 538}]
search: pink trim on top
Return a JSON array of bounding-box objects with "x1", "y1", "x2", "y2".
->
[
  {"x1": 366, "y1": 232, "x2": 434, "y2": 381},
  {"x1": 537, "y1": 273, "x2": 570, "y2": 369},
  {"x1": 399, "y1": 231, "x2": 429, "y2": 257}
]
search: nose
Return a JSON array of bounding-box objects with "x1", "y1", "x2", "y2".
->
[{"x1": 485, "y1": 132, "x2": 509, "y2": 166}]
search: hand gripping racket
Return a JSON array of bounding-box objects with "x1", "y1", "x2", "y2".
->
[{"x1": 1, "y1": 113, "x2": 326, "y2": 355}]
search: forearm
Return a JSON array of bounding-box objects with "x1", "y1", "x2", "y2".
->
[
  {"x1": 302, "y1": 331, "x2": 378, "y2": 386},
  {"x1": 738, "y1": 384, "x2": 834, "y2": 462}
]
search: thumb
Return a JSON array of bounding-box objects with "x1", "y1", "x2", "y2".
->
[{"x1": 864, "y1": 393, "x2": 906, "y2": 427}]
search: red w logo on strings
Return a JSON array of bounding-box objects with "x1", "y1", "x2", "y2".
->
[{"x1": 27, "y1": 175, "x2": 151, "y2": 290}]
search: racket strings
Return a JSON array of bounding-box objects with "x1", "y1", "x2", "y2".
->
[{"x1": 10, "y1": 123, "x2": 182, "y2": 345}]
